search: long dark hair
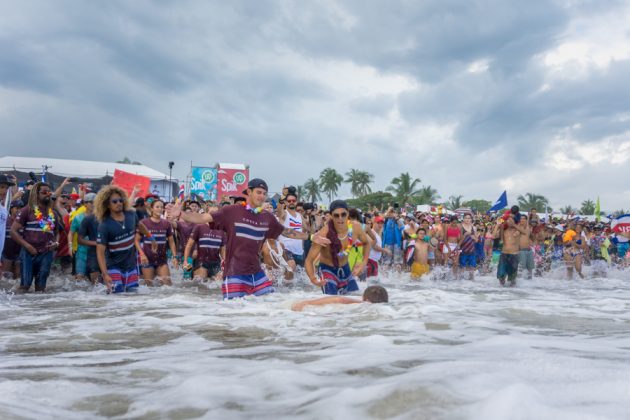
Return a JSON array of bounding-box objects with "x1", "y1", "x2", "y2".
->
[
  {"x1": 28, "y1": 182, "x2": 51, "y2": 210},
  {"x1": 326, "y1": 219, "x2": 342, "y2": 267}
]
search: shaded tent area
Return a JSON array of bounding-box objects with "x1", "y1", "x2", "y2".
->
[{"x1": 0, "y1": 156, "x2": 176, "y2": 198}]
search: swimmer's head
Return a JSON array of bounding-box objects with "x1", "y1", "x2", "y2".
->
[{"x1": 362, "y1": 285, "x2": 389, "y2": 303}]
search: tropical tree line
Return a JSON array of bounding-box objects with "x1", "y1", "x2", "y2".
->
[{"x1": 297, "y1": 169, "x2": 622, "y2": 215}]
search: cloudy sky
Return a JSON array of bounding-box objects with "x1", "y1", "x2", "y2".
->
[{"x1": 2, "y1": 0, "x2": 629, "y2": 210}]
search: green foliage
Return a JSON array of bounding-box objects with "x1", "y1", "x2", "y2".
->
[
  {"x1": 517, "y1": 193, "x2": 549, "y2": 212},
  {"x1": 345, "y1": 169, "x2": 374, "y2": 198},
  {"x1": 386, "y1": 172, "x2": 422, "y2": 204},
  {"x1": 319, "y1": 168, "x2": 344, "y2": 203},
  {"x1": 580, "y1": 199, "x2": 596, "y2": 215},
  {"x1": 447, "y1": 195, "x2": 464, "y2": 210},
  {"x1": 462, "y1": 199, "x2": 492, "y2": 213},
  {"x1": 303, "y1": 178, "x2": 321, "y2": 203},
  {"x1": 346, "y1": 191, "x2": 396, "y2": 211}
]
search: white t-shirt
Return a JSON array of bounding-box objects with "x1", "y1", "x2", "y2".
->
[
  {"x1": 279, "y1": 211, "x2": 304, "y2": 256},
  {"x1": 369, "y1": 231, "x2": 382, "y2": 261}
]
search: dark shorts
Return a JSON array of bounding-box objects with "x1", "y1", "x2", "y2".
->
[
  {"x1": 497, "y1": 253, "x2": 519, "y2": 283},
  {"x1": 459, "y1": 253, "x2": 477, "y2": 268},
  {"x1": 319, "y1": 263, "x2": 359, "y2": 295},
  {"x1": 86, "y1": 255, "x2": 100, "y2": 275},
  {"x1": 194, "y1": 260, "x2": 221, "y2": 277}
]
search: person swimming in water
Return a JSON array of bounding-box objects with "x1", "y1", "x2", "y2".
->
[{"x1": 291, "y1": 285, "x2": 388, "y2": 311}]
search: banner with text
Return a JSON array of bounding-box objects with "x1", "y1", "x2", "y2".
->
[
  {"x1": 217, "y1": 167, "x2": 249, "y2": 200},
  {"x1": 189, "y1": 167, "x2": 218, "y2": 201}
]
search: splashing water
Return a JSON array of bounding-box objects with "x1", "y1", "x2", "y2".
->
[{"x1": 1, "y1": 267, "x2": 630, "y2": 419}]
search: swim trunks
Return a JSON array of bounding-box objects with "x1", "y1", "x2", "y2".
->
[
  {"x1": 108, "y1": 268, "x2": 139, "y2": 293},
  {"x1": 319, "y1": 263, "x2": 359, "y2": 295},
  {"x1": 459, "y1": 253, "x2": 477, "y2": 268},
  {"x1": 497, "y1": 253, "x2": 519, "y2": 285},
  {"x1": 222, "y1": 271, "x2": 274, "y2": 299},
  {"x1": 519, "y1": 248, "x2": 534, "y2": 270},
  {"x1": 411, "y1": 262, "x2": 430, "y2": 278}
]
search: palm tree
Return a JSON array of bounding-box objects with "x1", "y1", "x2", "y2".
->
[
  {"x1": 116, "y1": 156, "x2": 142, "y2": 165},
  {"x1": 319, "y1": 168, "x2": 344, "y2": 203},
  {"x1": 296, "y1": 185, "x2": 304, "y2": 201},
  {"x1": 517, "y1": 193, "x2": 549, "y2": 212},
  {"x1": 447, "y1": 195, "x2": 464, "y2": 210},
  {"x1": 559, "y1": 205, "x2": 575, "y2": 215},
  {"x1": 415, "y1": 185, "x2": 440, "y2": 205},
  {"x1": 580, "y1": 199, "x2": 596, "y2": 215},
  {"x1": 303, "y1": 178, "x2": 321, "y2": 203},
  {"x1": 386, "y1": 172, "x2": 422, "y2": 204},
  {"x1": 345, "y1": 169, "x2": 374, "y2": 198}
]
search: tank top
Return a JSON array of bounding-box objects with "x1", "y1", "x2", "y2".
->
[
  {"x1": 278, "y1": 211, "x2": 304, "y2": 256},
  {"x1": 369, "y1": 231, "x2": 382, "y2": 261}
]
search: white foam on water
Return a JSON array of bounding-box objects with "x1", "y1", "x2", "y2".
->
[{"x1": 1, "y1": 268, "x2": 630, "y2": 419}]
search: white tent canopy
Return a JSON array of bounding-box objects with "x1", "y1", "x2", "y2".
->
[{"x1": 0, "y1": 156, "x2": 168, "y2": 180}]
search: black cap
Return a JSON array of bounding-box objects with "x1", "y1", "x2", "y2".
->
[
  {"x1": 243, "y1": 178, "x2": 268, "y2": 195},
  {"x1": 0, "y1": 174, "x2": 16, "y2": 186},
  {"x1": 134, "y1": 197, "x2": 145, "y2": 207}
]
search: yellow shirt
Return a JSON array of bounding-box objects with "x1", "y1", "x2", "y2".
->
[{"x1": 68, "y1": 206, "x2": 86, "y2": 252}]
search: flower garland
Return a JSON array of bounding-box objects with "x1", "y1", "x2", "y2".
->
[
  {"x1": 240, "y1": 201, "x2": 263, "y2": 214},
  {"x1": 337, "y1": 222, "x2": 354, "y2": 258},
  {"x1": 33, "y1": 206, "x2": 55, "y2": 232}
]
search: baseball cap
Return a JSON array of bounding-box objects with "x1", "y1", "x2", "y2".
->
[
  {"x1": 374, "y1": 216, "x2": 385, "y2": 223},
  {"x1": 84, "y1": 193, "x2": 97, "y2": 202},
  {"x1": 243, "y1": 178, "x2": 268, "y2": 195}
]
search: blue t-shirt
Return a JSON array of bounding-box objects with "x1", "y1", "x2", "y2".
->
[
  {"x1": 79, "y1": 214, "x2": 99, "y2": 259},
  {"x1": 97, "y1": 211, "x2": 139, "y2": 271}
]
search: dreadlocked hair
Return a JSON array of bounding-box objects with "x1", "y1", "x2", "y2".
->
[{"x1": 28, "y1": 182, "x2": 51, "y2": 210}]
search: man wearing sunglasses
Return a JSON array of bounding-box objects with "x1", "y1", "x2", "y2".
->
[
  {"x1": 305, "y1": 200, "x2": 371, "y2": 295},
  {"x1": 277, "y1": 187, "x2": 305, "y2": 270},
  {"x1": 169, "y1": 178, "x2": 326, "y2": 299},
  {"x1": 11, "y1": 182, "x2": 61, "y2": 292}
]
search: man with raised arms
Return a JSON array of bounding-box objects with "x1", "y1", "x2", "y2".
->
[
  {"x1": 170, "y1": 179, "x2": 321, "y2": 299},
  {"x1": 304, "y1": 200, "x2": 372, "y2": 295}
]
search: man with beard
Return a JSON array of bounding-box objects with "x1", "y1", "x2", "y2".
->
[
  {"x1": 277, "y1": 187, "x2": 305, "y2": 268},
  {"x1": 11, "y1": 182, "x2": 62, "y2": 292}
]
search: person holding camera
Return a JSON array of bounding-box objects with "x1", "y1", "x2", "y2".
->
[
  {"x1": 10, "y1": 182, "x2": 62, "y2": 292},
  {"x1": 277, "y1": 186, "x2": 305, "y2": 268}
]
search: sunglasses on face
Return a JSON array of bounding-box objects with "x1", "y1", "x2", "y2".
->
[
  {"x1": 110, "y1": 198, "x2": 124, "y2": 204},
  {"x1": 332, "y1": 212, "x2": 348, "y2": 219},
  {"x1": 39, "y1": 190, "x2": 52, "y2": 195},
  {"x1": 286, "y1": 199, "x2": 297, "y2": 203}
]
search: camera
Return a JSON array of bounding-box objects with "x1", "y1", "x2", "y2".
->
[
  {"x1": 286, "y1": 186, "x2": 297, "y2": 196},
  {"x1": 303, "y1": 202, "x2": 317, "y2": 212}
]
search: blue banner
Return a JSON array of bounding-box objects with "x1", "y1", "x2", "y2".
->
[{"x1": 189, "y1": 167, "x2": 218, "y2": 201}]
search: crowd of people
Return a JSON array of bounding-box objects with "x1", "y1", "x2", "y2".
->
[{"x1": 1, "y1": 174, "x2": 628, "y2": 304}]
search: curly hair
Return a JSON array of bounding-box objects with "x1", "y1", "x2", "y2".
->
[{"x1": 94, "y1": 186, "x2": 130, "y2": 222}]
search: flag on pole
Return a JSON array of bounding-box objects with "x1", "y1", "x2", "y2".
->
[
  {"x1": 178, "y1": 183, "x2": 185, "y2": 202},
  {"x1": 595, "y1": 197, "x2": 601, "y2": 222},
  {"x1": 488, "y1": 191, "x2": 508, "y2": 213}
]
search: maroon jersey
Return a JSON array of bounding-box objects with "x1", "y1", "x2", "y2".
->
[
  {"x1": 211, "y1": 205, "x2": 284, "y2": 276},
  {"x1": 191, "y1": 224, "x2": 226, "y2": 263},
  {"x1": 15, "y1": 206, "x2": 59, "y2": 253},
  {"x1": 140, "y1": 218, "x2": 173, "y2": 266},
  {"x1": 176, "y1": 220, "x2": 196, "y2": 254}
]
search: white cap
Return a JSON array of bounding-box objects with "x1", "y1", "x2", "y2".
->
[{"x1": 555, "y1": 224, "x2": 564, "y2": 232}]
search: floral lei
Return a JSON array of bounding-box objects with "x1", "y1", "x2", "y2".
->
[
  {"x1": 240, "y1": 201, "x2": 263, "y2": 214},
  {"x1": 33, "y1": 206, "x2": 55, "y2": 232},
  {"x1": 338, "y1": 222, "x2": 354, "y2": 257}
]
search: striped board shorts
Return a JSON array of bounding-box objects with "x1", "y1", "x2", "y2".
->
[
  {"x1": 222, "y1": 271, "x2": 274, "y2": 299},
  {"x1": 108, "y1": 268, "x2": 139, "y2": 293},
  {"x1": 319, "y1": 263, "x2": 359, "y2": 295}
]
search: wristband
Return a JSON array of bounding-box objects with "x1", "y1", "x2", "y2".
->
[{"x1": 310, "y1": 234, "x2": 314, "y2": 241}]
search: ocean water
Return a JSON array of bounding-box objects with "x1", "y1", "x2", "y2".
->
[{"x1": 1, "y1": 267, "x2": 630, "y2": 420}]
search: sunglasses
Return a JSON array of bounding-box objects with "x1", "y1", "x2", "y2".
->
[
  {"x1": 110, "y1": 198, "x2": 124, "y2": 204},
  {"x1": 332, "y1": 212, "x2": 348, "y2": 219},
  {"x1": 39, "y1": 190, "x2": 52, "y2": 195},
  {"x1": 286, "y1": 199, "x2": 297, "y2": 203}
]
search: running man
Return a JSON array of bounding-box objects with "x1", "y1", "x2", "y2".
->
[{"x1": 304, "y1": 200, "x2": 372, "y2": 295}]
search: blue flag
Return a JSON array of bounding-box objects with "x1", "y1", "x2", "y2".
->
[{"x1": 488, "y1": 191, "x2": 508, "y2": 213}]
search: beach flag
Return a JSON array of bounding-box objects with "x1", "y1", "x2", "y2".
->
[
  {"x1": 595, "y1": 197, "x2": 601, "y2": 222},
  {"x1": 178, "y1": 183, "x2": 185, "y2": 202},
  {"x1": 488, "y1": 191, "x2": 508, "y2": 213},
  {"x1": 612, "y1": 214, "x2": 630, "y2": 234}
]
